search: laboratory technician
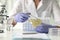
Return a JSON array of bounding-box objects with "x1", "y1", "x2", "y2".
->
[{"x1": 8, "y1": 0, "x2": 60, "y2": 33}]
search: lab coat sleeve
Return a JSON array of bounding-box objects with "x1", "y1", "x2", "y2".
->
[
  {"x1": 53, "y1": 0, "x2": 60, "y2": 26},
  {"x1": 8, "y1": 0, "x2": 23, "y2": 18}
]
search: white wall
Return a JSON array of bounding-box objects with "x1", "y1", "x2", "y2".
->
[{"x1": 0, "y1": 0, "x2": 6, "y2": 4}]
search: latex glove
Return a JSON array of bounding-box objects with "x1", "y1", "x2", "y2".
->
[
  {"x1": 35, "y1": 23, "x2": 57, "y2": 34},
  {"x1": 14, "y1": 13, "x2": 30, "y2": 22}
]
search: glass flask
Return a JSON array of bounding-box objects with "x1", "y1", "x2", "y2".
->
[{"x1": 28, "y1": 14, "x2": 42, "y2": 28}]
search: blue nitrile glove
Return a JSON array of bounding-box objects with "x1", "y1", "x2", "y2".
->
[
  {"x1": 35, "y1": 23, "x2": 57, "y2": 34},
  {"x1": 14, "y1": 13, "x2": 31, "y2": 22}
]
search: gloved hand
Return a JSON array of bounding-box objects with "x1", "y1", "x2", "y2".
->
[
  {"x1": 14, "y1": 13, "x2": 31, "y2": 22},
  {"x1": 35, "y1": 23, "x2": 57, "y2": 34}
]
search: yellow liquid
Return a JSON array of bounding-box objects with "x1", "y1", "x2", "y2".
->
[{"x1": 29, "y1": 19, "x2": 42, "y2": 28}]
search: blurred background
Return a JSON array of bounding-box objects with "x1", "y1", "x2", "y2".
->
[{"x1": 0, "y1": 0, "x2": 60, "y2": 40}]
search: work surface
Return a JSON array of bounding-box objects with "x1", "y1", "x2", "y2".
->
[
  {"x1": 0, "y1": 31, "x2": 50, "y2": 40},
  {"x1": 0, "y1": 29, "x2": 60, "y2": 40},
  {"x1": 0, "y1": 23, "x2": 60, "y2": 40}
]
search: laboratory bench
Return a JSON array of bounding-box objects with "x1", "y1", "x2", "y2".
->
[
  {"x1": 13, "y1": 38, "x2": 50, "y2": 40},
  {"x1": 0, "y1": 23, "x2": 60, "y2": 40},
  {"x1": 0, "y1": 34, "x2": 50, "y2": 40},
  {"x1": 12, "y1": 33, "x2": 51, "y2": 40},
  {"x1": 0, "y1": 30, "x2": 60, "y2": 40}
]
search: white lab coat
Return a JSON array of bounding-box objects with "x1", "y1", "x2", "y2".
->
[
  {"x1": 8, "y1": 0, "x2": 60, "y2": 38},
  {"x1": 8, "y1": 0, "x2": 60, "y2": 26}
]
